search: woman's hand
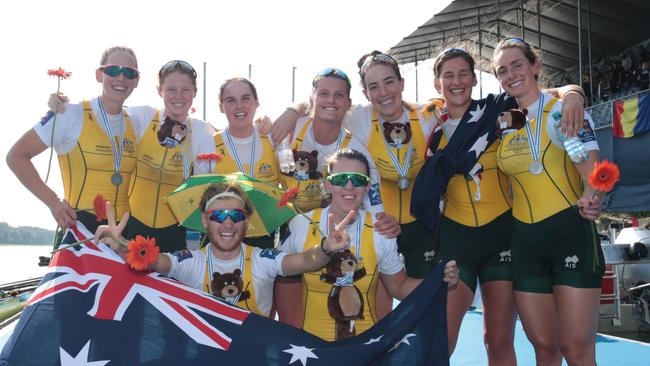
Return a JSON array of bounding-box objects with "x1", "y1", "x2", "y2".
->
[
  {"x1": 322, "y1": 210, "x2": 356, "y2": 253},
  {"x1": 577, "y1": 194, "x2": 602, "y2": 221},
  {"x1": 48, "y1": 92, "x2": 69, "y2": 113},
  {"x1": 94, "y1": 202, "x2": 130, "y2": 255},
  {"x1": 443, "y1": 260, "x2": 459, "y2": 286},
  {"x1": 374, "y1": 212, "x2": 401, "y2": 239},
  {"x1": 559, "y1": 92, "x2": 585, "y2": 137},
  {"x1": 255, "y1": 115, "x2": 273, "y2": 135},
  {"x1": 48, "y1": 198, "x2": 77, "y2": 228}
]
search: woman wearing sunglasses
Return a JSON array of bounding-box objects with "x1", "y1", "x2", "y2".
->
[
  {"x1": 210, "y1": 78, "x2": 279, "y2": 249},
  {"x1": 274, "y1": 67, "x2": 398, "y2": 328},
  {"x1": 48, "y1": 60, "x2": 217, "y2": 253},
  {"x1": 422, "y1": 46, "x2": 587, "y2": 365},
  {"x1": 279, "y1": 148, "x2": 458, "y2": 341},
  {"x1": 7, "y1": 46, "x2": 140, "y2": 238},
  {"x1": 96, "y1": 182, "x2": 356, "y2": 318},
  {"x1": 271, "y1": 52, "x2": 440, "y2": 280},
  {"x1": 492, "y1": 38, "x2": 603, "y2": 366}
]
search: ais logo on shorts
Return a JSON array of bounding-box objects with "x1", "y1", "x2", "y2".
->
[{"x1": 564, "y1": 255, "x2": 579, "y2": 269}]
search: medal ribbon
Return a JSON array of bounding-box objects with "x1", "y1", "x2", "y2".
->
[
  {"x1": 207, "y1": 244, "x2": 245, "y2": 305},
  {"x1": 524, "y1": 93, "x2": 544, "y2": 164},
  {"x1": 324, "y1": 207, "x2": 362, "y2": 262},
  {"x1": 97, "y1": 98, "x2": 125, "y2": 177},
  {"x1": 379, "y1": 111, "x2": 413, "y2": 180},
  {"x1": 224, "y1": 128, "x2": 257, "y2": 176}
]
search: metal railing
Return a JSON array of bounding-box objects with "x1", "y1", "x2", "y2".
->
[{"x1": 588, "y1": 89, "x2": 649, "y2": 132}]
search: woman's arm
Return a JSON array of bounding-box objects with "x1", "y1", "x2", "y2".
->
[
  {"x1": 380, "y1": 260, "x2": 458, "y2": 300},
  {"x1": 7, "y1": 129, "x2": 77, "y2": 227},
  {"x1": 270, "y1": 102, "x2": 309, "y2": 145}
]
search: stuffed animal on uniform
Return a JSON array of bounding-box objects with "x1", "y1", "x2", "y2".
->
[
  {"x1": 496, "y1": 108, "x2": 528, "y2": 138},
  {"x1": 158, "y1": 116, "x2": 187, "y2": 148},
  {"x1": 211, "y1": 269, "x2": 250, "y2": 303},
  {"x1": 285, "y1": 149, "x2": 322, "y2": 181},
  {"x1": 320, "y1": 249, "x2": 367, "y2": 340},
  {"x1": 383, "y1": 121, "x2": 412, "y2": 146}
]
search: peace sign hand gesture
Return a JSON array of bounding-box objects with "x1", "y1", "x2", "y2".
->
[
  {"x1": 94, "y1": 201, "x2": 130, "y2": 255},
  {"x1": 322, "y1": 210, "x2": 357, "y2": 254}
]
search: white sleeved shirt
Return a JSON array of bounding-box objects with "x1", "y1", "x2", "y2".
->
[
  {"x1": 33, "y1": 97, "x2": 138, "y2": 154},
  {"x1": 344, "y1": 103, "x2": 437, "y2": 146},
  {"x1": 279, "y1": 208, "x2": 404, "y2": 276},
  {"x1": 165, "y1": 244, "x2": 286, "y2": 315},
  {"x1": 523, "y1": 92, "x2": 599, "y2": 152},
  {"x1": 126, "y1": 106, "x2": 217, "y2": 174}
]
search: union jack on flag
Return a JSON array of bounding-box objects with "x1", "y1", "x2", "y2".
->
[{"x1": 1, "y1": 224, "x2": 450, "y2": 365}]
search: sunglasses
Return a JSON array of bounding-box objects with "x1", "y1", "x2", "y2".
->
[
  {"x1": 326, "y1": 172, "x2": 371, "y2": 187},
  {"x1": 99, "y1": 64, "x2": 140, "y2": 80},
  {"x1": 208, "y1": 208, "x2": 247, "y2": 224},
  {"x1": 439, "y1": 47, "x2": 469, "y2": 57},
  {"x1": 495, "y1": 38, "x2": 531, "y2": 52},
  {"x1": 159, "y1": 60, "x2": 197, "y2": 80},
  {"x1": 313, "y1": 68, "x2": 351, "y2": 88},
  {"x1": 360, "y1": 52, "x2": 398, "y2": 71}
]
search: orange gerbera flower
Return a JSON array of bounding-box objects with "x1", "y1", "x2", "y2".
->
[
  {"x1": 93, "y1": 194, "x2": 108, "y2": 222},
  {"x1": 277, "y1": 187, "x2": 300, "y2": 208},
  {"x1": 588, "y1": 160, "x2": 620, "y2": 193},
  {"x1": 126, "y1": 235, "x2": 160, "y2": 271},
  {"x1": 420, "y1": 98, "x2": 445, "y2": 120}
]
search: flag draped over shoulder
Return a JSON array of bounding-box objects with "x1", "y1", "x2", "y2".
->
[
  {"x1": 411, "y1": 93, "x2": 516, "y2": 232},
  {"x1": 612, "y1": 92, "x2": 650, "y2": 138},
  {"x1": 1, "y1": 225, "x2": 449, "y2": 366}
]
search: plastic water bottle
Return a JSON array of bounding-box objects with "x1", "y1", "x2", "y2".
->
[
  {"x1": 277, "y1": 137, "x2": 296, "y2": 174},
  {"x1": 552, "y1": 111, "x2": 588, "y2": 163}
]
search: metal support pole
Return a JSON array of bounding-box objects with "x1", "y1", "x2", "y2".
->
[
  {"x1": 248, "y1": 64, "x2": 252, "y2": 80},
  {"x1": 292, "y1": 66, "x2": 296, "y2": 103},
  {"x1": 415, "y1": 55, "x2": 419, "y2": 103},
  {"x1": 202, "y1": 62, "x2": 207, "y2": 121},
  {"x1": 521, "y1": 0, "x2": 525, "y2": 40},
  {"x1": 587, "y1": 0, "x2": 594, "y2": 103},
  {"x1": 578, "y1": 0, "x2": 583, "y2": 87},
  {"x1": 537, "y1": 0, "x2": 542, "y2": 48}
]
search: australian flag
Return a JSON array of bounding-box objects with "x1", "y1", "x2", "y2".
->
[
  {"x1": 1, "y1": 225, "x2": 449, "y2": 366},
  {"x1": 411, "y1": 93, "x2": 517, "y2": 232}
]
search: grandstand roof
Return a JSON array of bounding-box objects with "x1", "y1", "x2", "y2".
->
[{"x1": 389, "y1": 0, "x2": 650, "y2": 85}]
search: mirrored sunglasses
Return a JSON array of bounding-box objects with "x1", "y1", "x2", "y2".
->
[
  {"x1": 208, "y1": 208, "x2": 246, "y2": 224},
  {"x1": 326, "y1": 172, "x2": 371, "y2": 187},
  {"x1": 360, "y1": 53, "x2": 398, "y2": 71},
  {"x1": 159, "y1": 60, "x2": 197, "y2": 80},
  {"x1": 99, "y1": 64, "x2": 140, "y2": 80},
  {"x1": 495, "y1": 37, "x2": 531, "y2": 51},
  {"x1": 313, "y1": 67, "x2": 351, "y2": 88}
]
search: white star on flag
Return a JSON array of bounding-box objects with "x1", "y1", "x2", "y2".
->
[
  {"x1": 60, "y1": 340, "x2": 110, "y2": 366},
  {"x1": 467, "y1": 103, "x2": 486, "y2": 123},
  {"x1": 469, "y1": 132, "x2": 489, "y2": 157},
  {"x1": 364, "y1": 335, "x2": 384, "y2": 345},
  {"x1": 283, "y1": 344, "x2": 319, "y2": 366},
  {"x1": 389, "y1": 333, "x2": 416, "y2": 352}
]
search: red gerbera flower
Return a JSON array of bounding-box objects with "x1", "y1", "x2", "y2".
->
[
  {"x1": 93, "y1": 194, "x2": 108, "y2": 222},
  {"x1": 190, "y1": 107, "x2": 197, "y2": 114},
  {"x1": 588, "y1": 160, "x2": 620, "y2": 193},
  {"x1": 196, "y1": 153, "x2": 224, "y2": 161},
  {"x1": 48, "y1": 67, "x2": 72, "y2": 79},
  {"x1": 277, "y1": 187, "x2": 300, "y2": 208},
  {"x1": 126, "y1": 235, "x2": 160, "y2": 271}
]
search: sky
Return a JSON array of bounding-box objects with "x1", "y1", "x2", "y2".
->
[{"x1": 0, "y1": 0, "x2": 501, "y2": 230}]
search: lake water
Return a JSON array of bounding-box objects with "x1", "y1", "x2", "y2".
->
[{"x1": 0, "y1": 244, "x2": 51, "y2": 284}]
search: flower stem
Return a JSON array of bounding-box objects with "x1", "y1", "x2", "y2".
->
[
  {"x1": 44, "y1": 80, "x2": 61, "y2": 183},
  {"x1": 50, "y1": 236, "x2": 95, "y2": 254}
]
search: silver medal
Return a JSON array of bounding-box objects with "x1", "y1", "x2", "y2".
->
[
  {"x1": 111, "y1": 172, "x2": 123, "y2": 186},
  {"x1": 398, "y1": 177, "x2": 410, "y2": 190},
  {"x1": 529, "y1": 161, "x2": 543, "y2": 175}
]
